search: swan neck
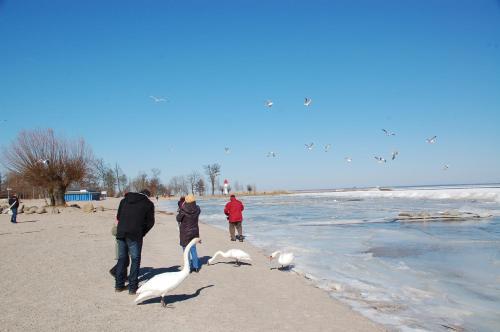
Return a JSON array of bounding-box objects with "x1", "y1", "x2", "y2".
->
[{"x1": 182, "y1": 239, "x2": 197, "y2": 273}]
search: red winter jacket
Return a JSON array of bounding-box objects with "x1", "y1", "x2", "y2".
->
[{"x1": 224, "y1": 197, "x2": 244, "y2": 223}]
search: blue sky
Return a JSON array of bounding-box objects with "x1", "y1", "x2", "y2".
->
[{"x1": 1, "y1": 0, "x2": 499, "y2": 190}]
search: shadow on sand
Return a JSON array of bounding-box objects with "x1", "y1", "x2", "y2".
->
[
  {"x1": 270, "y1": 265, "x2": 295, "y2": 271},
  {"x1": 15, "y1": 220, "x2": 39, "y2": 223},
  {"x1": 140, "y1": 285, "x2": 214, "y2": 306}
]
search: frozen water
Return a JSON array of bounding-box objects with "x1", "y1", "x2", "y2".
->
[{"x1": 160, "y1": 185, "x2": 500, "y2": 331}]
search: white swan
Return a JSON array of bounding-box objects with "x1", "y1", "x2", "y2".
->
[
  {"x1": 208, "y1": 249, "x2": 251, "y2": 265},
  {"x1": 270, "y1": 251, "x2": 294, "y2": 269},
  {"x1": 134, "y1": 237, "x2": 201, "y2": 306}
]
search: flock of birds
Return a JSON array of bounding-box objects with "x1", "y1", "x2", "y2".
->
[
  {"x1": 134, "y1": 237, "x2": 294, "y2": 307},
  {"x1": 150, "y1": 95, "x2": 449, "y2": 171}
]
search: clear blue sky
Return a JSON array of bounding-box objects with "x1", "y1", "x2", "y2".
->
[{"x1": 1, "y1": 0, "x2": 499, "y2": 190}]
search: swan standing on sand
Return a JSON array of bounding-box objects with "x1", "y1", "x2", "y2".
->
[
  {"x1": 270, "y1": 251, "x2": 294, "y2": 269},
  {"x1": 134, "y1": 237, "x2": 202, "y2": 307},
  {"x1": 208, "y1": 249, "x2": 251, "y2": 266}
]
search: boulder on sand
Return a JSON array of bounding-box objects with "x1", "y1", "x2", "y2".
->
[{"x1": 82, "y1": 203, "x2": 95, "y2": 213}]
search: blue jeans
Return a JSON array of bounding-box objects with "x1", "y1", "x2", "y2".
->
[
  {"x1": 11, "y1": 208, "x2": 17, "y2": 223},
  {"x1": 182, "y1": 244, "x2": 199, "y2": 270},
  {"x1": 116, "y1": 238, "x2": 142, "y2": 291}
]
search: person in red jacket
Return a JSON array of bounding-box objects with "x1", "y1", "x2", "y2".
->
[{"x1": 224, "y1": 194, "x2": 245, "y2": 242}]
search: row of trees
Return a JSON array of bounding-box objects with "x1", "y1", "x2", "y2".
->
[{"x1": 1, "y1": 129, "x2": 256, "y2": 206}]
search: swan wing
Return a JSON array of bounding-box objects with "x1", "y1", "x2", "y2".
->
[
  {"x1": 230, "y1": 249, "x2": 252, "y2": 260},
  {"x1": 135, "y1": 290, "x2": 158, "y2": 304},
  {"x1": 279, "y1": 253, "x2": 295, "y2": 265},
  {"x1": 137, "y1": 271, "x2": 184, "y2": 294}
]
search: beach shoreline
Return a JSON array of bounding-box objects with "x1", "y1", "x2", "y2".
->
[{"x1": 0, "y1": 197, "x2": 384, "y2": 332}]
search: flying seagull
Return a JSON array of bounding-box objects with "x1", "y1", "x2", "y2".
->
[
  {"x1": 305, "y1": 143, "x2": 314, "y2": 151},
  {"x1": 382, "y1": 129, "x2": 396, "y2": 136},
  {"x1": 374, "y1": 156, "x2": 387, "y2": 163},
  {"x1": 37, "y1": 159, "x2": 50, "y2": 166},
  {"x1": 150, "y1": 95, "x2": 166, "y2": 103},
  {"x1": 443, "y1": 164, "x2": 449, "y2": 171},
  {"x1": 265, "y1": 100, "x2": 273, "y2": 108},
  {"x1": 224, "y1": 147, "x2": 230, "y2": 154},
  {"x1": 426, "y1": 136, "x2": 437, "y2": 144},
  {"x1": 267, "y1": 152, "x2": 277, "y2": 158},
  {"x1": 304, "y1": 97, "x2": 312, "y2": 107},
  {"x1": 392, "y1": 151, "x2": 399, "y2": 160},
  {"x1": 345, "y1": 157, "x2": 352, "y2": 163},
  {"x1": 324, "y1": 144, "x2": 332, "y2": 152}
]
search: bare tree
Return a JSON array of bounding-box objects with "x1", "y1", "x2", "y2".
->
[
  {"x1": 93, "y1": 158, "x2": 116, "y2": 196},
  {"x1": 114, "y1": 163, "x2": 127, "y2": 196},
  {"x1": 168, "y1": 175, "x2": 189, "y2": 195},
  {"x1": 131, "y1": 172, "x2": 149, "y2": 192},
  {"x1": 204, "y1": 163, "x2": 221, "y2": 195},
  {"x1": 187, "y1": 171, "x2": 201, "y2": 194},
  {"x1": 149, "y1": 168, "x2": 161, "y2": 196},
  {"x1": 195, "y1": 178, "x2": 205, "y2": 196},
  {"x1": 1, "y1": 129, "x2": 93, "y2": 206}
]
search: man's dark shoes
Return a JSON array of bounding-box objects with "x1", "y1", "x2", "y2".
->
[
  {"x1": 190, "y1": 268, "x2": 200, "y2": 273},
  {"x1": 230, "y1": 238, "x2": 236, "y2": 241},
  {"x1": 129, "y1": 289, "x2": 137, "y2": 295},
  {"x1": 115, "y1": 286, "x2": 127, "y2": 292}
]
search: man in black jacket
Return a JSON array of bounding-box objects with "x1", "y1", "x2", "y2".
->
[
  {"x1": 8, "y1": 193, "x2": 20, "y2": 224},
  {"x1": 115, "y1": 189, "x2": 155, "y2": 294}
]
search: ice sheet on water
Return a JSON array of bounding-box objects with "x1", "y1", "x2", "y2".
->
[{"x1": 159, "y1": 186, "x2": 500, "y2": 331}]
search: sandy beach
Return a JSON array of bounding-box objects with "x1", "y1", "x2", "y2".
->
[{"x1": 0, "y1": 197, "x2": 383, "y2": 332}]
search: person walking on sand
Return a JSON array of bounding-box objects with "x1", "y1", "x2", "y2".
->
[
  {"x1": 8, "y1": 193, "x2": 20, "y2": 224},
  {"x1": 176, "y1": 194, "x2": 201, "y2": 273},
  {"x1": 115, "y1": 189, "x2": 155, "y2": 294},
  {"x1": 224, "y1": 194, "x2": 245, "y2": 242}
]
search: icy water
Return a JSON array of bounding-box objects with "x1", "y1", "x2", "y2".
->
[{"x1": 160, "y1": 186, "x2": 500, "y2": 331}]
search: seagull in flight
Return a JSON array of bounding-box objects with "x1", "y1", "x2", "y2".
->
[
  {"x1": 305, "y1": 143, "x2": 314, "y2": 151},
  {"x1": 224, "y1": 147, "x2": 231, "y2": 154},
  {"x1": 426, "y1": 136, "x2": 437, "y2": 144},
  {"x1": 374, "y1": 156, "x2": 387, "y2": 163},
  {"x1": 324, "y1": 144, "x2": 331, "y2": 152},
  {"x1": 443, "y1": 164, "x2": 449, "y2": 171},
  {"x1": 265, "y1": 100, "x2": 273, "y2": 108},
  {"x1": 37, "y1": 159, "x2": 50, "y2": 166},
  {"x1": 150, "y1": 95, "x2": 167, "y2": 103},
  {"x1": 382, "y1": 129, "x2": 396, "y2": 136},
  {"x1": 392, "y1": 151, "x2": 399, "y2": 160},
  {"x1": 345, "y1": 157, "x2": 352, "y2": 163},
  {"x1": 304, "y1": 97, "x2": 312, "y2": 107},
  {"x1": 267, "y1": 152, "x2": 277, "y2": 158}
]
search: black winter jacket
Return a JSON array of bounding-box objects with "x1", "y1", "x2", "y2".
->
[
  {"x1": 176, "y1": 202, "x2": 200, "y2": 247},
  {"x1": 116, "y1": 192, "x2": 155, "y2": 241},
  {"x1": 8, "y1": 197, "x2": 19, "y2": 209}
]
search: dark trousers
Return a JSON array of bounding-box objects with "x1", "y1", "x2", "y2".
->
[
  {"x1": 11, "y1": 208, "x2": 17, "y2": 223},
  {"x1": 116, "y1": 238, "x2": 142, "y2": 291}
]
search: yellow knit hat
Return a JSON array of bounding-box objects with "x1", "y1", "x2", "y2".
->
[{"x1": 185, "y1": 194, "x2": 196, "y2": 203}]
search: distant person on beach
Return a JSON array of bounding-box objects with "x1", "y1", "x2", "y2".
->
[
  {"x1": 177, "y1": 196, "x2": 185, "y2": 211},
  {"x1": 176, "y1": 194, "x2": 201, "y2": 272},
  {"x1": 8, "y1": 193, "x2": 20, "y2": 224},
  {"x1": 224, "y1": 194, "x2": 245, "y2": 242},
  {"x1": 115, "y1": 189, "x2": 155, "y2": 294}
]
